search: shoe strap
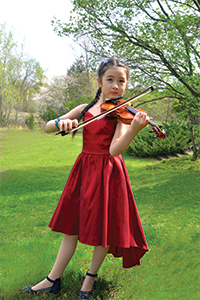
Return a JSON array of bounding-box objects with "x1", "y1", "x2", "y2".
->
[
  {"x1": 86, "y1": 270, "x2": 97, "y2": 278},
  {"x1": 46, "y1": 276, "x2": 59, "y2": 283}
]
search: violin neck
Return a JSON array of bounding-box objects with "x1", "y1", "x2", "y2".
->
[
  {"x1": 125, "y1": 106, "x2": 156, "y2": 127},
  {"x1": 148, "y1": 119, "x2": 157, "y2": 127}
]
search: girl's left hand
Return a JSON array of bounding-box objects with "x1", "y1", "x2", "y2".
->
[{"x1": 130, "y1": 111, "x2": 149, "y2": 133}]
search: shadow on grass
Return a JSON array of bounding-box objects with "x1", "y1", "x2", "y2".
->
[
  {"x1": 62, "y1": 270, "x2": 118, "y2": 300},
  {"x1": 1, "y1": 166, "x2": 72, "y2": 217},
  {"x1": 6, "y1": 270, "x2": 117, "y2": 300},
  {"x1": 1, "y1": 165, "x2": 72, "y2": 192}
]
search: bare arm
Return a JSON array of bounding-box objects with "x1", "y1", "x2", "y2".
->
[
  {"x1": 109, "y1": 111, "x2": 149, "y2": 157},
  {"x1": 46, "y1": 104, "x2": 88, "y2": 133}
]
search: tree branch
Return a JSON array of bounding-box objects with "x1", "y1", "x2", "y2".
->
[
  {"x1": 156, "y1": 0, "x2": 171, "y2": 19},
  {"x1": 134, "y1": 95, "x2": 177, "y2": 108}
]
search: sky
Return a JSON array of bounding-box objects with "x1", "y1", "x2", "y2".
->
[{"x1": 0, "y1": 0, "x2": 79, "y2": 78}]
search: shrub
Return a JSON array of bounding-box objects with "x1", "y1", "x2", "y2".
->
[
  {"x1": 25, "y1": 113, "x2": 35, "y2": 129},
  {"x1": 39, "y1": 106, "x2": 69, "y2": 123},
  {"x1": 127, "y1": 121, "x2": 191, "y2": 157}
]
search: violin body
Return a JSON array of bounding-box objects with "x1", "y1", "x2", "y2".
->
[
  {"x1": 100, "y1": 99, "x2": 147, "y2": 125},
  {"x1": 100, "y1": 99, "x2": 166, "y2": 140}
]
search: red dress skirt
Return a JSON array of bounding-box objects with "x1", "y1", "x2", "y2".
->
[{"x1": 49, "y1": 112, "x2": 148, "y2": 268}]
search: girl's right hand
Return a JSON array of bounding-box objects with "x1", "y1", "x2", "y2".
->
[{"x1": 58, "y1": 119, "x2": 78, "y2": 133}]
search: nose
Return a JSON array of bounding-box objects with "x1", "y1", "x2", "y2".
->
[{"x1": 112, "y1": 81, "x2": 119, "y2": 89}]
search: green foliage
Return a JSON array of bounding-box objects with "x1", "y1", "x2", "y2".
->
[
  {"x1": 64, "y1": 95, "x2": 93, "y2": 112},
  {"x1": 39, "y1": 106, "x2": 67, "y2": 123},
  {"x1": 25, "y1": 113, "x2": 35, "y2": 129},
  {"x1": 173, "y1": 75, "x2": 200, "y2": 125},
  {"x1": 66, "y1": 58, "x2": 98, "y2": 103},
  {"x1": 52, "y1": 0, "x2": 200, "y2": 159},
  {"x1": 127, "y1": 121, "x2": 191, "y2": 157},
  {"x1": 54, "y1": 0, "x2": 200, "y2": 96}
]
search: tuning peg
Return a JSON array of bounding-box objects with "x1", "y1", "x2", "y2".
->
[
  {"x1": 149, "y1": 130, "x2": 155, "y2": 133},
  {"x1": 159, "y1": 125, "x2": 163, "y2": 128}
]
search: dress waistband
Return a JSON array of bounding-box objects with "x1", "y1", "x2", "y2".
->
[{"x1": 81, "y1": 151, "x2": 111, "y2": 156}]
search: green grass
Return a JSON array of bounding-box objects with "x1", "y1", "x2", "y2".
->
[{"x1": 0, "y1": 129, "x2": 199, "y2": 300}]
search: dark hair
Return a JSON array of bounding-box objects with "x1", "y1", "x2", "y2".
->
[
  {"x1": 97, "y1": 57, "x2": 129, "y2": 83},
  {"x1": 73, "y1": 58, "x2": 129, "y2": 137}
]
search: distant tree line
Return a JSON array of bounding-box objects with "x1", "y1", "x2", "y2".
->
[{"x1": 0, "y1": 23, "x2": 45, "y2": 127}]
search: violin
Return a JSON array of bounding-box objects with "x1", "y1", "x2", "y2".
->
[
  {"x1": 55, "y1": 86, "x2": 166, "y2": 139},
  {"x1": 100, "y1": 99, "x2": 166, "y2": 140}
]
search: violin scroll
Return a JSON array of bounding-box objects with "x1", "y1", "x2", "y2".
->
[{"x1": 149, "y1": 125, "x2": 166, "y2": 140}]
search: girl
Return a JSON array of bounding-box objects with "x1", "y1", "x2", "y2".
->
[{"x1": 23, "y1": 58, "x2": 149, "y2": 299}]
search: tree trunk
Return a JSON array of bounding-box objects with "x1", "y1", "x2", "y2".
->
[
  {"x1": 85, "y1": 51, "x2": 92, "y2": 96},
  {"x1": 0, "y1": 95, "x2": 3, "y2": 127},
  {"x1": 5, "y1": 102, "x2": 12, "y2": 128},
  {"x1": 15, "y1": 107, "x2": 19, "y2": 127},
  {"x1": 188, "y1": 123, "x2": 198, "y2": 161}
]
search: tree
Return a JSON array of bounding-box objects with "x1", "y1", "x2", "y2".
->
[
  {"x1": 0, "y1": 23, "x2": 45, "y2": 127},
  {"x1": 52, "y1": 0, "x2": 200, "y2": 160},
  {"x1": 66, "y1": 58, "x2": 98, "y2": 111},
  {"x1": 0, "y1": 24, "x2": 18, "y2": 126},
  {"x1": 35, "y1": 76, "x2": 69, "y2": 122},
  {"x1": 36, "y1": 59, "x2": 98, "y2": 122}
]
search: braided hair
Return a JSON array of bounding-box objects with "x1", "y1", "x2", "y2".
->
[
  {"x1": 78, "y1": 87, "x2": 102, "y2": 123},
  {"x1": 73, "y1": 58, "x2": 129, "y2": 136}
]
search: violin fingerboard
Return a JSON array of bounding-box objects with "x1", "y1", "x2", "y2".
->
[
  {"x1": 125, "y1": 106, "x2": 138, "y2": 115},
  {"x1": 125, "y1": 106, "x2": 157, "y2": 127}
]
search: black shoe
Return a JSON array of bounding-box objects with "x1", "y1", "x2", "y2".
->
[
  {"x1": 78, "y1": 270, "x2": 97, "y2": 299},
  {"x1": 22, "y1": 276, "x2": 61, "y2": 294}
]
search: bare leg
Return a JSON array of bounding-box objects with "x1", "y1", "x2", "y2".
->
[
  {"x1": 32, "y1": 234, "x2": 78, "y2": 290},
  {"x1": 80, "y1": 245, "x2": 110, "y2": 292}
]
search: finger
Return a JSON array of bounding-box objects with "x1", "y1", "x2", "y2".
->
[
  {"x1": 136, "y1": 112, "x2": 142, "y2": 118},
  {"x1": 68, "y1": 121, "x2": 73, "y2": 132},
  {"x1": 64, "y1": 121, "x2": 69, "y2": 132},
  {"x1": 59, "y1": 120, "x2": 64, "y2": 131},
  {"x1": 142, "y1": 112, "x2": 147, "y2": 118},
  {"x1": 73, "y1": 119, "x2": 78, "y2": 127},
  {"x1": 71, "y1": 119, "x2": 77, "y2": 128}
]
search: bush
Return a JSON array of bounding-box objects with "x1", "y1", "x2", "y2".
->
[
  {"x1": 39, "y1": 106, "x2": 68, "y2": 123},
  {"x1": 25, "y1": 113, "x2": 35, "y2": 129},
  {"x1": 127, "y1": 121, "x2": 191, "y2": 157}
]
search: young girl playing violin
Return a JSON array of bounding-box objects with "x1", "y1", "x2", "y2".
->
[{"x1": 23, "y1": 57, "x2": 149, "y2": 299}]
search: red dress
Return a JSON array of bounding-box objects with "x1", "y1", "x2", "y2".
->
[{"x1": 49, "y1": 112, "x2": 148, "y2": 268}]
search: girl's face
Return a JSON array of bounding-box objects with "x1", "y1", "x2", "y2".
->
[{"x1": 97, "y1": 67, "x2": 128, "y2": 100}]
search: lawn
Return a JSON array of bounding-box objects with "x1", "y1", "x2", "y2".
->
[{"x1": 0, "y1": 129, "x2": 199, "y2": 300}]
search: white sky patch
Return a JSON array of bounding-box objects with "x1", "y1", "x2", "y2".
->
[{"x1": 0, "y1": 0, "x2": 79, "y2": 78}]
